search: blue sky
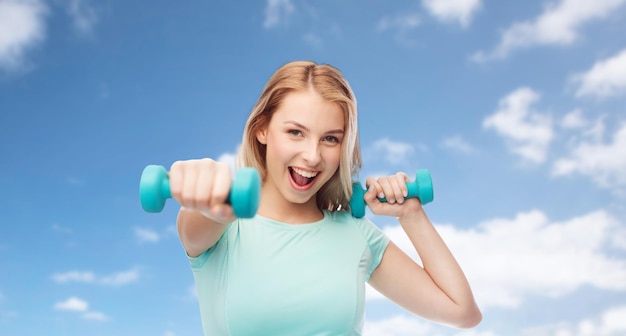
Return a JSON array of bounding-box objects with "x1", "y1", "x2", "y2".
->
[{"x1": 1, "y1": 0, "x2": 626, "y2": 335}]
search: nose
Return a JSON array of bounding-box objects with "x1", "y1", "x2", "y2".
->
[{"x1": 301, "y1": 140, "x2": 321, "y2": 166}]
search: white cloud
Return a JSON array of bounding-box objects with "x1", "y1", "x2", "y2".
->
[
  {"x1": 561, "y1": 109, "x2": 588, "y2": 129},
  {"x1": 366, "y1": 281, "x2": 385, "y2": 301},
  {"x1": 441, "y1": 135, "x2": 475, "y2": 154},
  {"x1": 218, "y1": 151, "x2": 238, "y2": 174},
  {"x1": 54, "y1": 297, "x2": 109, "y2": 321},
  {"x1": 52, "y1": 268, "x2": 139, "y2": 286},
  {"x1": 521, "y1": 305, "x2": 626, "y2": 336},
  {"x1": 368, "y1": 209, "x2": 626, "y2": 309},
  {"x1": 369, "y1": 138, "x2": 417, "y2": 165},
  {"x1": 422, "y1": 0, "x2": 482, "y2": 27},
  {"x1": 552, "y1": 122, "x2": 626, "y2": 189},
  {"x1": 377, "y1": 12, "x2": 420, "y2": 46},
  {"x1": 54, "y1": 297, "x2": 88, "y2": 312},
  {"x1": 135, "y1": 225, "x2": 178, "y2": 244},
  {"x1": 135, "y1": 227, "x2": 161, "y2": 243},
  {"x1": 82, "y1": 311, "x2": 107, "y2": 321},
  {"x1": 52, "y1": 271, "x2": 96, "y2": 283},
  {"x1": 572, "y1": 49, "x2": 626, "y2": 99},
  {"x1": 65, "y1": 0, "x2": 98, "y2": 35},
  {"x1": 364, "y1": 315, "x2": 438, "y2": 336},
  {"x1": 472, "y1": 0, "x2": 626, "y2": 62},
  {"x1": 564, "y1": 113, "x2": 607, "y2": 143},
  {"x1": 263, "y1": 0, "x2": 294, "y2": 29},
  {"x1": 602, "y1": 306, "x2": 626, "y2": 334},
  {"x1": 189, "y1": 284, "x2": 198, "y2": 300},
  {"x1": 99, "y1": 268, "x2": 140, "y2": 286},
  {"x1": 364, "y1": 314, "x2": 496, "y2": 336},
  {"x1": 302, "y1": 32, "x2": 322, "y2": 48},
  {"x1": 0, "y1": 0, "x2": 47, "y2": 71},
  {"x1": 483, "y1": 87, "x2": 553, "y2": 164},
  {"x1": 377, "y1": 13, "x2": 420, "y2": 32}
]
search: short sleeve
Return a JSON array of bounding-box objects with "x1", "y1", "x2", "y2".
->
[
  {"x1": 354, "y1": 216, "x2": 390, "y2": 281},
  {"x1": 187, "y1": 221, "x2": 235, "y2": 271}
]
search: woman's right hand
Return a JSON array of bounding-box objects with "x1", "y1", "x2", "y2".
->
[{"x1": 168, "y1": 158, "x2": 236, "y2": 225}]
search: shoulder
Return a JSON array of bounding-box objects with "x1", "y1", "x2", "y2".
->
[
  {"x1": 323, "y1": 210, "x2": 384, "y2": 237},
  {"x1": 323, "y1": 211, "x2": 390, "y2": 280},
  {"x1": 323, "y1": 209, "x2": 363, "y2": 229},
  {"x1": 188, "y1": 219, "x2": 239, "y2": 269},
  {"x1": 323, "y1": 209, "x2": 353, "y2": 222}
]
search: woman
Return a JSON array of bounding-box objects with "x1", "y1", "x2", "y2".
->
[{"x1": 169, "y1": 61, "x2": 481, "y2": 335}]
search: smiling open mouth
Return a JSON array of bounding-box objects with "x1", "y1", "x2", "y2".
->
[{"x1": 289, "y1": 167, "x2": 319, "y2": 188}]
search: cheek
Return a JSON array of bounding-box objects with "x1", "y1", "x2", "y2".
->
[
  {"x1": 266, "y1": 135, "x2": 291, "y2": 162},
  {"x1": 326, "y1": 147, "x2": 342, "y2": 169}
]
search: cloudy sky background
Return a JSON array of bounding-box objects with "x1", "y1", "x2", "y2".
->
[{"x1": 1, "y1": 0, "x2": 626, "y2": 335}]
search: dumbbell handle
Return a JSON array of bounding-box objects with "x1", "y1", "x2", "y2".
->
[
  {"x1": 376, "y1": 179, "x2": 429, "y2": 203},
  {"x1": 350, "y1": 169, "x2": 434, "y2": 218},
  {"x1": 139, "y1": 165, "x2": 261, "y2": 218}
]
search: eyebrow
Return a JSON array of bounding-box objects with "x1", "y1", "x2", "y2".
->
[{"x1": 284, "y1": 121, "x2": 344, "y2": 135}]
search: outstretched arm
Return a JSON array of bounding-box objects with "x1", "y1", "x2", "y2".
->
[
  {"x1": 170, "y1": 159, "x2": 236, "y2": 258},
  {"x1": 366, "y1": 173, "x2": 481, "y2": 328}
]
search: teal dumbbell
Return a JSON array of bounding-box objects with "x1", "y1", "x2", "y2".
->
[
  {"x1": 349, "y1": 169, "x2": 434, "y2": 218},
  {"x1": 139, "y1": 165, "x2": 261, "y2": 218}
]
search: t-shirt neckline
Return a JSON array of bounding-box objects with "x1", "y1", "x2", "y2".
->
[{"x1": 253, "y1": 210, "x2": 329, "y2": 231}]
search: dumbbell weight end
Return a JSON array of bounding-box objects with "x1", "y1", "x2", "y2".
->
[{"x1": 140, "y1": 165, "x2": 171, "y2": 213}]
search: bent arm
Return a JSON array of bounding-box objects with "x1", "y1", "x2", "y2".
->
[{"x1": 369, "y1": 208, "x2": 482, "y2": 328}]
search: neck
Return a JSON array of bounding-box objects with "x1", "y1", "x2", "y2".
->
[{"x1": 256, "y1": 184, "x2": 323, "y2": 224}]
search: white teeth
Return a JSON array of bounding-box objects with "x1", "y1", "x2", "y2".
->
[{"x1": 292, "y1": 167, "x2": 318, "y2": 178}]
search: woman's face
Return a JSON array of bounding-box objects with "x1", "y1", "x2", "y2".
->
[{"x1": 257, "y1": 89, "x2": 344, "y2": 209}]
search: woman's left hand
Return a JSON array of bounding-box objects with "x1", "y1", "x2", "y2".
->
[{"x1": 364, "y1": 172, "x2": 424, "y2": 218}]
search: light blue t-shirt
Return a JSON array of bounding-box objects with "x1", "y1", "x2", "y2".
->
[{"x1": 188, "y1": 210, "x2": 390, "y2": 336}]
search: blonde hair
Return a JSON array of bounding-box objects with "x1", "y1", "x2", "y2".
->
[{"x1": 238, "y1": 60, "x2": 361, "y2": 212}]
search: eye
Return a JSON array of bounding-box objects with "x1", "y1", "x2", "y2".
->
[
  {"x1": 288, "y1": 129, "x2": 302, "y2": 137},
  {"x1": 323, "y1": 135, "x2": 341, "y2": 144}
]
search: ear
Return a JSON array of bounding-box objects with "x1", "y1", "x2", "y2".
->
[{"x1": 256, "y1": 128, "x2": 268, "y2": 145}]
